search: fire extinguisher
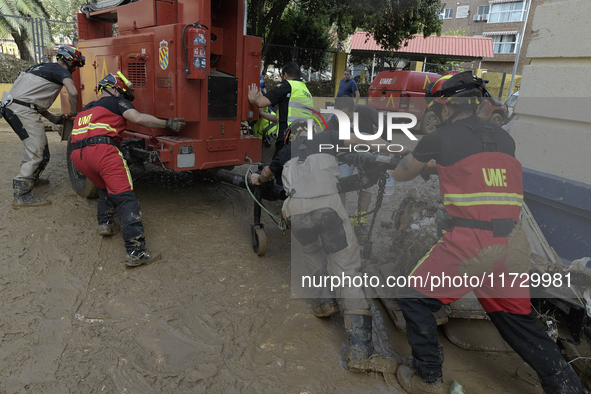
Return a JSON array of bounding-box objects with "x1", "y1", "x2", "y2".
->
[{"x1": 183, "y1": 23, "x2": 208, "y2": 79}]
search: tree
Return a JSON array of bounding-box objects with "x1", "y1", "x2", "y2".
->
[
  {"x1": 248, "y1": 0, "x2": 443, "y2": 62},
  {"x1": 0, "y1": 0, "x2": 50, "y2": 61},
  {"x1": 43, "y1": 0, "x2": 86, "y2": 44},
  {"x1": 263, "y1": 7, "x2": 333, "y2": 70},
  {"x1": 366, "y1": 0, "x2": 443, "y2": 51}
]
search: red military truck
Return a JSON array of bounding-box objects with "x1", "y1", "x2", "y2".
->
[{"x1": 63, "y1": 0, "x2": 262, "y2": 197}]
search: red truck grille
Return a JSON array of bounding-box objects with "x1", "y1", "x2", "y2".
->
[{"x1": 128, "y1": 62, "x2": 146, "y2": 89}]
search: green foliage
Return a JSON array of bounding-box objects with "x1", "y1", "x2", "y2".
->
[
  {"x1": 263, "y1": 7, "x2": 333, "y2": 70},
  {"x1": 442, "y1": 28, "x2": 467, "y2": 36},
  {"x1": 305, "y1": 80, "x2": 334, "y2": 97},
  {"x1": 44, "y1": 0, "x2": 86, "y2": 44},
  {"x1": 0, "y1": 53, "x2": 34, "y2": 82},
  {"x1": 0, "y1": 0, "x2": 51, "y2": 61},
  {"x1": 366, "y1": 0, "x2": 443, "y2": 50},
  {"x1": 357, "y1": 83, "x2": 370, "y2": 97},
  {"x1": 249, "y1": 0, "x2": 443, "y2": 69}
]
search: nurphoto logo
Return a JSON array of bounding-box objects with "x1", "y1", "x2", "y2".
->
[{"x1": 303, "y1": 109, "x2": 419, "y2": 154}]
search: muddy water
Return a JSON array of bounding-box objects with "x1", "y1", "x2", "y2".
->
[{"x1": 0, "y1": 129, "x2": 544, "y2": 393}]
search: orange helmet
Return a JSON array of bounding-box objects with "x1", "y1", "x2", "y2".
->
[{"x1": 426, "y1": 71, "x2": 485, "y2": 107}]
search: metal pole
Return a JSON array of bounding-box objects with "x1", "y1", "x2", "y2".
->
[
  {"x1": 31, "y1": 18, "x2": 38, "y2": 63},
  {"x1": 371, "y1": 53, "x2": 375, "y2": 82},
  {"x1": 508, "y1": 0, "x2": 531, "y2": 98},
  {"x1": 38, "y1": 18, "x2": 45, "y2": 62},
  {"x1": 422, "y1": 56, "x2": 426, "y2": 72},
  {"x1": 498, "y1": 72, "x2": 507, "y2": 100},
  {"x1": 243, "y1": 0, "x2": 247, "y2": 36}
]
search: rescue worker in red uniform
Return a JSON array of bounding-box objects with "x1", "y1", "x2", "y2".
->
[
  {"x1": 1, "y1": 44, "x2": 84, "y2": 208},
  {"x1": 70, "y1": 73, "x2": 185, "y2": 267},
  {"x1": 392, "y1": 71, "x2": 584, "y2": 393}
]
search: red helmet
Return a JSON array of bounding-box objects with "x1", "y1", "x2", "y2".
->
[
  {"x1": 56, "y1": 45, "x2": 85, "y2": 67},
  {"x1": 426, "y1": 70, "x2": 485, "y2": 107},
  {"x1": 442, "y1": 70, "x2": 461, "y2": 77},
  {"x1": 98, "y1": 72, "x2": 135, "y2": 101}
]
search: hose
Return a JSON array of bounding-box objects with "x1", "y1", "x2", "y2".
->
[{"x1": 245, "y1": 164, "x2": 287, "y2": 232}]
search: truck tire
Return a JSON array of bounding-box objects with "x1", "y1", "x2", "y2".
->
[
  {"x1": 420, "y1": 111, "x2": 440, "y2": 134},
  {"x1": 66, "y1": 136, "x2": 99, "y2": 199},
  {"x1": 489, "y1": 112, "x2": 504, "y2": 127}
]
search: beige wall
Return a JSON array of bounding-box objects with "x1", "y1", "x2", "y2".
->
[{"x1": 511, "y1": 0, "x2": 591, "y2": 184}]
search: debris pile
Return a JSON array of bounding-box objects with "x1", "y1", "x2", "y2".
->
[{"x1": 390, "y1": 178, "x2": 447, "y2": 275}]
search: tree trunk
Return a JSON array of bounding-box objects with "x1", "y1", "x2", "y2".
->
[{"x1": 12, "y1": 33, "x2": 34, "y2": 63}]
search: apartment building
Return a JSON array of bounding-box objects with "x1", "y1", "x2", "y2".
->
[{"x1": 440, "y1": 0, "x2": 540, "y2": 73}]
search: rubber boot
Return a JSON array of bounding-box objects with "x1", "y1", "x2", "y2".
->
[
  {"x1": 125, "y1": 249, "x2": 162, "y2": 268},
  {"x1": 313, "y1": 298, "x2": 339, "y2": 318},
  {"x1": 396, "y1": 365, "x2": 443, "y2": 394},
  {"x1": 12, "y1": 180, "x2": 51, "y2": 209},
  {"x1": 344, "y1": 314, "x2": 399, "y2": 373}
]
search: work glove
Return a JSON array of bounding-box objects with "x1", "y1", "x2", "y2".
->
[
  {"x1": 165, "y1": 117, "x2": 186, "y2": 133},
  {"x1": 49, "y1": 114, "x2": 65, "y2": 125}
]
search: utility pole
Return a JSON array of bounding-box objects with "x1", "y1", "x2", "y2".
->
[{"x1": 508, "y1": 0, "x2": 532, "y2": 98}]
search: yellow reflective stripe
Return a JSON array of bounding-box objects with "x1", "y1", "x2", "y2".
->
[
  {"x1": 445, "y1": 192, "x2": 523, "y2": 199},
  {"x1": 444, "y1": 200, "x2": 523, "y2": 206},
  {"x1": 71, "y1": 122, "x2": 118, "y2": 135},
  {"x1": 443, "y1": 192, "x2": 523, "y2": 207},
  {"x1": 117, "y1": 149, "x2": 134, "y2": 191},
  {"x1": 409, "y1": 239, "x2": 444, "y2": 276}
]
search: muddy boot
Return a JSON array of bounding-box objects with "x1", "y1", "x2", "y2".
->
[
  {"x1": 313, "y1": 298, "x2": 339, "y2": 318},
  {"x1": 12, "y1": 180, "x2": 51, "y2": 209},
  {"x1": 396, "y1": 365, "x2": 443, "y2": 394},
  {"x1": 344, "y1": 314, "x2": 398, "y2": 373},
  {"x1": 125, "y1": 249, "x2": 162, "y2": 268},
  {"x1": 98, "y1": 222, "x2": 115, "y2": 236}
]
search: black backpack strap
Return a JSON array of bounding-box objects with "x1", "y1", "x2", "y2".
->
[{"x1": 464, "y1": 119, "x2": 498, "y2": 152}]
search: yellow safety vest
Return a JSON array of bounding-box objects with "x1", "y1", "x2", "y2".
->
[
  {"x1": 252, "y1": 107, "x2": 278, "y2": 139},
  {"x1": 285, "y1": 80, "x2": 314, "y2": 126}
]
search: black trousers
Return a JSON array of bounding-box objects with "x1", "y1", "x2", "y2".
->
[
  {"x1": 398, "y1": 288, "x2": 585, "y2": 393},
  {"x1": 97, "y1": 188, "x2": 145, "y2": 253}
]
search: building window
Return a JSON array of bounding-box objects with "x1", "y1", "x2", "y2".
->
[
  {"x1": 477, "y1": 5, "x2": 490, "y2": 15},
  {"x1": 492, "y1": 34, "x2": 518, "y2": 54},
  {"x1": 440, "y1": 8, "x2": 453, "y2": 19},
  {"x1": 489, "y1": 2, "x2": 525, "y2": 23}
]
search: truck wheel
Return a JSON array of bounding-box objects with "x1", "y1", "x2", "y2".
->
[
  {"x1": 421, "y1": 111, "x2": 440, "y2": 134},
  {"x1": 66, "y1": 137, "x2": 99, "y2": 199},
  {"x1": 489, "y1": 112, "x2": 504, "y2": 126}
]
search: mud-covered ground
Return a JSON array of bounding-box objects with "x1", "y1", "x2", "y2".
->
[{"x1": 0, "y1": 125, "x2": 546, "y2": 393}]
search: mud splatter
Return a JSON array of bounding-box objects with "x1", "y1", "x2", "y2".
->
[{"x1": 0, "y1": 128, "x2": 549, "y2": 393}]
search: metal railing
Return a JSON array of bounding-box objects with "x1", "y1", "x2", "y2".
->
[{"x1": 0, "y1": 13, "x2": 76, "y2": 64}]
